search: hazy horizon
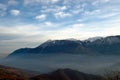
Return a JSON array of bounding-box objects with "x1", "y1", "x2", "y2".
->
[{"x1": 1, "y1": 54, "x2": 120, "y2": 74}]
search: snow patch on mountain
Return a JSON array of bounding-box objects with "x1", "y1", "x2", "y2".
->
[
  {"x1": 85, "y1": 37, "x2": 103, "y2": 42},
  {"x1": 105, "y1": 36, "x2": 120, "y2": 44}
]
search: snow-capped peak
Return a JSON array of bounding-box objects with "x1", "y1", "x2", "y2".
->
[
  {"x1": 105, "y1": 36, "x2": 120, "y2": 44},
  {"x1": 39, "y1": 39, "x2": 82, "y2": 48},
  {"x1": 85, "y1": 37, "x2": 103, "y2": 42},
  {"x1": 40, "y1": 40, "x2": 55, "y2": 48},
  {"x1": 65, "y1": 38, "x2": 78, "y2": 41}
]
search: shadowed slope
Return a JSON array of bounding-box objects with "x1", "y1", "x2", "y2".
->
[{"x1": 31, "y1": 68, "x2": 104, "y2": 80}]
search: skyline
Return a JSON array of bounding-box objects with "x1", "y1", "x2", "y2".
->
[{"x1": 0, "y1": 0, "x2": 120, "y2": 54}]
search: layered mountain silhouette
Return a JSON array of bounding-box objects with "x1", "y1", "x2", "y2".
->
[
  {"x1": 31, "y1": 68, "x2": 104, "y2": 80},
  {"x1": 0, "y1": 64, "x2": 104, "y2": 80},
  {"x1": 8, "y1": 35, "x2": 120, "y2": 58}
]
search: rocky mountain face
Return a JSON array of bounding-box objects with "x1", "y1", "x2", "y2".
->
[{"x1": 8, "y1": 35, "x2": 120, "y2": 58}]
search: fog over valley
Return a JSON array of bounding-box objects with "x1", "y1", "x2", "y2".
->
[{"x1": 1, "y1": 54, "x2": 120, "y2": 75}]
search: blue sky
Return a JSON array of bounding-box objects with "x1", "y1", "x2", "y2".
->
[{"x1": 0, "y1": 0, "x2": 120, "y2": 54}]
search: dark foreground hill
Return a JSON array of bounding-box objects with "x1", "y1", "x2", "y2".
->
[
  {"x1": 0, "y1": 65, "x2": 31, "y2": 80},
  {"x1": 0, "y1": 64, "x2": 104, "y2": 80},
  {"x1": 1, "y1": 64, "x2": 120, "y2": 80},
  {"x1": 7, "y1": 35, "x2": 120, "y2": 58},
  {"x1": 31, "y1": 68, "x2": 104, "y2": 80}
]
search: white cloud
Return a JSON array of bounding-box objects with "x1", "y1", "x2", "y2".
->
[
  {"x1": 8, "y1": 0, "x2": 18, "y2": 5},
  {"x1": 55, "y1": 12, "x2": 71, "y2": 18},
  {"x1": 60, "y1": 6, "x2": 67, "y2": 11},
  {"x1": 77, "y1": 19, "x2": 85, "y2": 22},
  {"x1": 24, "y1": 0, "x2": 59, "y2": 5},
  {"x1": 92, "y1": 0, "x2": 111, "y2": 6},
  {"x1": 43, "y1": 21, "x2": 63, "y2": 28},
  {"x1": 23, "y1": 0, "x2": 34, "y2": 5},
  {"x1": 99, "y1": 13, "x2": 119, "y2": 19},
  {"x1": 41, "y1": 5, "x2": 67, "y2": 14},
  {"x1": 35, "y1": 14, "x2": 46, "y2": 20},
  {"x1": 50, "y1": 0, "x2": 59, "y2": 3},
  {"x1": 10, "y1": 9, "x2": 20, "y2": 16},
  {"x1": 84, "y1": 9, "x2": 101, "y2": 16},
  {"x1": 44, "y1": 22, "x2": 54, "y2": 27},
  {"x1": 100, "y1": 0, "x2": 110, "y2": 3},
  {"x1": 47, "y1": 25, "x2": 120, "y2": 40},
  {"x1": 105, "y1": 26, "x2": 120, "y2": 36},
  {"x1": 0, "y1": 4, "x2": 7, "y2": 16},
  {"x1": 0, "y1": 4, "x2": 7, "y2": 11},
  {"x1": 72, "y1": 23, "x2": 84, "y2": 28},
  {"x1": 92, "y1": 0, "x2": 99, "y2": 6},
  {"x1": 0, "y1": 24, "x2": 41, "y2": 36},
  {"x1": 71, "y1": 8, "x2": 84, "y2": 14},
  {"x1": 0, "y1": 24, "x2": 46, "y2": 53}
]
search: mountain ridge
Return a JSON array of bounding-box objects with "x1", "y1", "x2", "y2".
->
[
  {"x1": 7, "y1": 35, "x2": 120, "y2": 58},
  {"x1": 31, "y1": 68, "x2": 104, "y2": 80}
]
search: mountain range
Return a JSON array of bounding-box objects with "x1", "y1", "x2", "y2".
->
[{"x1": 8, "y1": 35, "x2": 120, "y2": 58}]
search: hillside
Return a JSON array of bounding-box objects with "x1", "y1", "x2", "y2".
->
[
  {"x1": 31, "y1": 68, "x2": 104, "y2": 80},
  {"x1": 0, "y1": 65, "x2": 31, "y2": 80},
  {"x1": 1, "y1": 64, "x2": 120, "y2": 80}
]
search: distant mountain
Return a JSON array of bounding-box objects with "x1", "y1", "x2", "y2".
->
[
  {"x1": 8, "y1": 40, "x2": 92, "y2": 58},
  {"x1": 31, "y1": 68, "x2": 104, "y2": 80},
  {"x1": 7, "y1": 35, "x2": 120, "y2": 58}
]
